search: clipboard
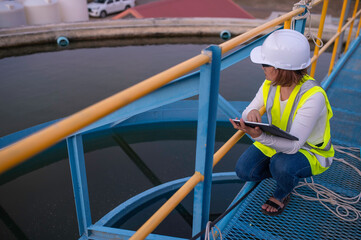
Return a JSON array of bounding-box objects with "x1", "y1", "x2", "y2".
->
[{"x1": 232, "y1": 119, "x2": 299, "y2": 141}]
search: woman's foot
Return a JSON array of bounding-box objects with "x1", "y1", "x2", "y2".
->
[
  {"x1": 261, "y1": 194, "x2": 291, "y2": 216},
  {"x1": 262, "y1": 197, "x2": 283, "y2": 213}
]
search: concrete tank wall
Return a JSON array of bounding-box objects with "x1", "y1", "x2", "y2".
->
[
  {"x1": 58, "y1": 0, "x2": 88, "y2": 23},
  {"x1": 23, "y1": 0, "x2": 61, "y2": 25},
  {"x1": 0, "y1": 1, "x2": 27, "y2": 28}
]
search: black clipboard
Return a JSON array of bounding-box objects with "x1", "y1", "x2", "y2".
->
[{"x1": 232, "y1": 119, "x2": 299, "y2": 141}]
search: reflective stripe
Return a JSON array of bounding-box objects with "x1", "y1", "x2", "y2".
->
[
  {"x1": 254, "y1": 75, "x2": 334, "y2": 175},
  {"x1": 286, "y1": 79, "x2": 319, "y2": 132},
  {"x1": 263, "y1": 80, "x2": 273, "y2": 123}
]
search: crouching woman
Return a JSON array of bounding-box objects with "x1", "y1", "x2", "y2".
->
[{"x1": 230, "y1": 29, "x2": 334, "y2": 216}]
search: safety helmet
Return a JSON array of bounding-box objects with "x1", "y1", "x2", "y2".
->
[{"x1": 250, "y1": 29, "x2": 311, "y2": 70}]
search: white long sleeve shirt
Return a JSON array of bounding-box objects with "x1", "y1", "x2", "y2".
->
[{"x1": 242, "y1": 82, "x2": 327, "y2": 154}]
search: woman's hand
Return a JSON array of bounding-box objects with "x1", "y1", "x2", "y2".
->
[
  {"x1": 247, "y1": 109, "x2": 262, "y2": 123},
  {"x1": 229, "y1": 118, "x2": 262, "y2": 139}
]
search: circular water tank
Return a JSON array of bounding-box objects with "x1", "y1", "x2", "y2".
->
[
  {"x1": 23, "y1": 0, "x2": 61, "y2": 25},
  {"x1": 0, "y1": 1, "x2": 27, "y2": 28},
  {"x1": 58, "y1": 0, "x2": 88, "y2": 23}
]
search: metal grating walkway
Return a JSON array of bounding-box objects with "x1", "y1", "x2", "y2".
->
[
  {"x1": 217, "y1": 38, "x2": 361, "y2": 240},
  {"x1": 327, "y1": 37, "x2": 361, "y2": 147},
  {"x1": 220, "y1": 148, "x2": 361, "y2": 240}
]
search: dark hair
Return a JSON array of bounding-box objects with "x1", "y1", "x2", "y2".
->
[{"x1": 272, "y1": 68, "x2": 308, "y2": 87}]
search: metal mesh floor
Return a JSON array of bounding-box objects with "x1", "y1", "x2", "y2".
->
[
  {"x1": 219, "y1": 147, "x2": 361, "y2": 240},
  {"x1": 327, "y1": 39, "x2": 361, "y2": 147}
]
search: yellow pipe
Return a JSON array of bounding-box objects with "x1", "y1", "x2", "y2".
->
[
  {"x1": 328, "y1": 0, "x2": 349, "y2": 75},
  {"x1": 213, "y1": 131, "x2": 246, "y2": 168},
  {"x1": 344, "y1": 0, "x2": 360, "y2": 53},
  {"x1": 284, "y1": 19, "x2": 292, "y2": 29},
  {"x1": 356, "y1": 14, "x2": 361, "y2": 37},
  {"x1": 0, "y1": 54, "x2": 210, "y2": 175},
  {"x1": 213, "y1": 106, "x2": 266, "y2": 167},
  {"x1": 310, "y1": 0, "x2": 329, "y2": 78},
  {"x1": 312, "y1": 9, "x2": 361, "y2": 64},
  {"x1": 129, "y1": 172, "x2": 204, "y2": 240},
  {"x1": 219, "y1": 8, "x2": 304, "y2": 54}
]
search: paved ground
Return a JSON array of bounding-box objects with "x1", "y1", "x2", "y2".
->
[
  {"x1": 89, "y1": 0, "x2": 346, "y2": 21},
  {"x1": 136, "y1": 0, "x2": 345, "y2": 19},
  {"x1": 233, "y1": 0, "x2": 344, "y2": 19}
]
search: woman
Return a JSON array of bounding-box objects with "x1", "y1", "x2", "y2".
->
[{"x1": 230, "y1": 29, "x2": 334, "y2": 216}]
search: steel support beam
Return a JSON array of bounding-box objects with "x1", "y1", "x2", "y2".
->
[
  {"x1": 67, "y1": 135, "x2": 92, "y2": 238},
  {"x1": 192, "y1": 45, "x2": 221, "y2": 239}
]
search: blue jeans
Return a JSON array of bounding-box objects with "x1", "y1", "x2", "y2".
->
[{"x1": 235, "y1": 145, "x2": 312, "y2": 201}]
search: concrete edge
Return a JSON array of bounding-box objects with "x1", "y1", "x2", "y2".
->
[{"x1": 0, "y1": 17, "x2": 341, "y2": 49}]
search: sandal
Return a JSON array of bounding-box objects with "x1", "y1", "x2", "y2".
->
[{"x1": 261, "y1": 194, "x2": 291, "y2": 216}]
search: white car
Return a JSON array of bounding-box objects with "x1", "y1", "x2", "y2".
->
[{"x1": 88, "y1": 0, "x2": 135, "y2": 18}]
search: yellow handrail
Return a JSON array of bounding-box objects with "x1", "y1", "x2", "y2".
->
[
  {"x1": 284, "y1": 19, "x2": 292, "y2": 30},
  {"x1": 129, "y1": 171, "x2": 204, "y2": 240},
  {"x1": 219, "y1": 0, "x2": 323, "y2": 55},
  {"x1": 213, "y1": 106, "x2": 266, "y2": 167},
  {"x1": 356, "y1": 12, "x2": 361, "y2": 36},
  {"x1": 344, "y1": 0, "x2": 360, "y2": 53},
  {"x1": 220, "y1": 6, "x2": 305, "y2": 54},
  {"x1": 310, "y1": 0, "x2": 329, "y2": 77},
  {"x1": 311, "y1": 9, "x2": 361, "y2": 64},
  {"x1": 328, "y1": 0, "x2": 349, "y2": 75}
]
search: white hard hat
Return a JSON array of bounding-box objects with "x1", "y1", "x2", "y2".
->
[{"x1": 250, "y1": 29, "x2": 311, "y2": 70}]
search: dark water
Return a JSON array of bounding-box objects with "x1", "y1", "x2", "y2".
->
[{"x1": 0, "y1": 44, "x2": 331, "y2": 240}]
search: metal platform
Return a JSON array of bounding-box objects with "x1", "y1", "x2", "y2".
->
[
  {"x1": 219, "y1": 147, "x2": 361, "y2": 240},
  {"x1": 327, "y1": 36, "x2": 361, "y2": 147}
]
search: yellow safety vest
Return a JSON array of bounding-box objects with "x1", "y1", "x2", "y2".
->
[{"x1": 253, "y1": 75, "x2": 334, "y2": 175}]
